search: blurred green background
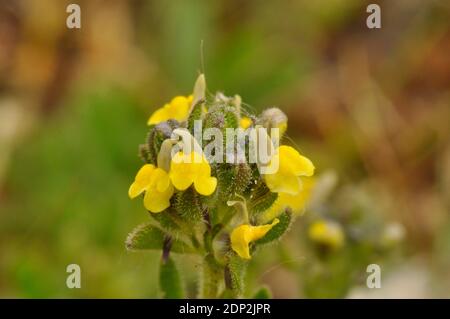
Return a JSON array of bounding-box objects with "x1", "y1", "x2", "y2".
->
[{"x1": 0, "y1": 0, "x2": 449, "y2": 298}]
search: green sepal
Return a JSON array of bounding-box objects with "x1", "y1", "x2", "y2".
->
[
  {"x1": 138, "y1": 143, "x2": 152, "y2": 163},
  {"x1": 216, "y1": 162, "x2": 253, "y2": 202},
  {"x1": 187, "y1": 100, "x2": 205, "y2": 135},
  {"x1": 204, "y1": 103, "x2": 239, "y2": 129},
  {"x1": 203, "y1": 104, "x2": 239, "y2": 147},
  {"x1": 173, "y1": 187, "x2": 204, "y2": 223}
]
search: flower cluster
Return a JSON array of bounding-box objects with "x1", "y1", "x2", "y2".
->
[{"x1": 126, "y1": 74, "x2": 315, "y2": 298}]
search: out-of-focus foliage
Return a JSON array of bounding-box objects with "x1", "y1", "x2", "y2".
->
[{"x1": 0, "y1": 0, "x2": 449, "y2": 297}]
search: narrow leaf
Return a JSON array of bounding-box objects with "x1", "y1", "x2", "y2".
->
[
  {"x1": 256, "y1": 210, "x2": 292, "y2": 245},
  {"x1": 125, "y1": 223, "x2": 193, "y2": 253},
  {"x1": 192, "y1": 74, "x2": 206, "y2": 106},
  {"x1": 159, "y1": 257, "x2": 184, "y2": 298}
]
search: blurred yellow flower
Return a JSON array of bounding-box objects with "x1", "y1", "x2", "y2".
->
[
  {"x1": 147, "y1": 95, "x2": 193, "y2": 125},
  {"x1": 231, "y1": 219, "x2": 279, "y2": 259},
  {"x1": 308, "y1": 219, "x2": 345, "y2": 250},
  {"x1": 240, "y1": 116, "x2": 252, "y2": 129},
  {"x1": 264, "y1": 145, "x2": 314, "y2": 195},
  {"x1": 128, "y1": 164, "x2": 174, "y2": 213},
  {"x1": 262, "y1": 177, "x2": 315, "y2": 222},
  {"x1": 169, "y1": 151, "x2": 217, "y2": 196}
]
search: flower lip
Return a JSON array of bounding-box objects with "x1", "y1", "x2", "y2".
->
[
  {"x1": 263, "y1": 145, "x2": 315, "y2": 195},
  {"x1": 230, "y1": 218, "x2": 280, "y2": 259},
  {"x1": 261, "y1": 177, "x2": 315, "y2": 222},
  {"x1": 169, "y1": 150, "x2": 217, "y2": 196},
  {"x1": 147, "y1": 95, "x2": 193, "y2": 126},
  {"x1": 128, "y1": 164, "x2": 174, "y2": 213}
]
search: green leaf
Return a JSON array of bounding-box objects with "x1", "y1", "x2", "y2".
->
[
  {"x1": 253, "y1": 286, "x2": 272, "y2": 299},
  {"x1": 159, "y1": 257, "x2": 184, "y2": 299},
  {"x1": 125, "y1": 223, "x2": 193, "y2": 253},
  {"x1": 256, "y1": 210, "x2": 292, "y2": 245}
]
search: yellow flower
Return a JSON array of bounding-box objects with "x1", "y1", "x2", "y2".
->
[
  {"x1": 308, "y1": 219, "x2": 345, "y2": 250},
  {"x1": 264, "y1": 145, "x2": 314, "y2": 195},
  {"x1": 262, "y1": 177, "x2": 315, "y2": 222},
  {"x1": 169, "y1": 151, "x2": 217, "y2": 196},
  {"x1": 147, "y1": 95, "x2": 193, "y2": 125},
  {"x1": 240, "y1": 116, "x2": 252, "y2": 129},
  {"x1": 128, "y1": 164, "x2": 174, "y2": 213},
  {"x1": 231, "y1": 219, "x2": 279, "y2": 259}
]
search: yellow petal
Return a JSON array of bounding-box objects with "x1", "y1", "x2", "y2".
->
[
  {"x1": 240, "y1": 116, "x2": 252, "y2": 129},
  {"x1": 187, "y1": 95, "x2": 194, "y2": 106},
  {"x1": 169, "y1": 151, "x2": 217, "y2": 196},
  {"x1": 169, "y1": 152, "x2": 194, "y2": 191},
  {"x1": 147, "y1": 95, "x2": 192, "y2": 125},
  {"x1": 147, "y1": 105, "x2": 170, "y2": 125},
  {"x1": 230, "y1": 219, "x2": 279, "y2": 259},
  {"x1": 264, "y1": 170, "x2": 301, "y2": 195},
  {"x1": 155, "y1": 169, "x2": 171, "y2": 192},
  {"x1": 194, "y1": 176, "x2": 217, "y2": 196},
  {"x1": 279, "y1": 145, "x2": 315, "y2": 177},
  {"x1": 170, "y1": 171, "x2": 193, "y2": 191},
  {"x1": 263, "y1": 145, "x2": 315, "y2": 194},
  {"x1": 144, "y1": 182, "x2": 174, "y2": 213},
  {"x1": 170, "y1": 96, "x2": 191, "y2": 119},
  {"x1": 128, "y1": 164, "x2": 155, "y2": 198},
  {"x1": 198, "y1": 154, "x2": 212, "y2": 175},
  {"x1": 262, "y1": 177, "x2": 315, "y2": 222},
  {"x1": 129, "y1": 165, "x2": 174, "y2": 213}
]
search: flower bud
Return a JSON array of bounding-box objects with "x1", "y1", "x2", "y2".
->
[
  {"x1": 146, "y1": 120, "x2": 180, "y2": 164},
  {"x1": 257, "y1": 107, "x2": 288, "y2": 137}
]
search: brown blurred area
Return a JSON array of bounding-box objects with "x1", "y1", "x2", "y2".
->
[
  {"x1": 286, "y1": 1, "x2": 450, "y2": 251},
  {"x1": 0, "y1": 0, "x2": 151, "y2": 114}
]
